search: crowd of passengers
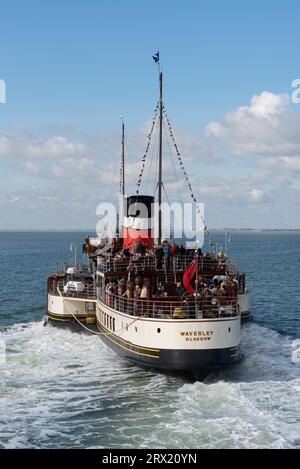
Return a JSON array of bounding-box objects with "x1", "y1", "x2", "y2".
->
[
  {"x1": 105, "y1": 275, "x2": 239, "y2": 303},
  {"x1": 103, "y1": 275, "x2": 240, "y2": 317},
  {"x1": 109, "y1": 239, "x2": 187, "y2": 263},
  {"x1": 104, "y1": 259, "x2": 243, "y2": 313},
  {"x1": 103, "y1": 239, "x2": 228, "y2": 272}
]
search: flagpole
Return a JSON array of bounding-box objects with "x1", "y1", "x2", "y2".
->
[
  {"x1": 117, "y1": 116, "x2": 125, "y2": 237},
  {"x1": 152, "y1": 51, "x2": 163, "y2": 244}
]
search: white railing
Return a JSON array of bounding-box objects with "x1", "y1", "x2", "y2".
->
[
  {"x1": 97, "y1": 256, "x2": 156, "y2": 272},
  {"x1": 50, "y1": 279, "x2": 96, "y2": 299},
  {"x1": 98, "y1": 292, "x2": 239, "y2": 320}
]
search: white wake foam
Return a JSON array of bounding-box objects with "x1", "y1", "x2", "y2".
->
[{"x1": 0, "y1": 320, "x2": 299, "y2": 448}]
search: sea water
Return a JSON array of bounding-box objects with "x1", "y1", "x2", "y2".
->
[{"x1": 0, "y1": 231, "x2": 299, "y2": 449}]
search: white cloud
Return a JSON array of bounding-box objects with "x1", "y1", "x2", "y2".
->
[
  {"x1": 1, "y1": 91, "x2": 300, "y2": 228},
  {"x1": 261, "y1": 156, "x2": 300, "y2": 172},
  {"x1": 51, "y1": 165, "x2": 64, "y2": 179},
  {"x1": 0, "y1": 131, "x2": 88, "y2": 160},
  {"x1": 244, "y1": 91, "x2": 288, "y2": 119},
  {"x1": 24, "y1": 161, "x2": 41, "y2": 175},
  {"x1": 247, "y1": 188, "x2": 266, "y2": 203},
  {"x1": 205, "y1": 91, "x2": 300, "y2": 157},
  {"x1": 24, "y1": 136, "x2": 87, "y2": 159}
]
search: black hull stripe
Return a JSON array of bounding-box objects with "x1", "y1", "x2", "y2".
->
[{"x1": 97, "y1": 322, "x2": 241, "y2": 371}]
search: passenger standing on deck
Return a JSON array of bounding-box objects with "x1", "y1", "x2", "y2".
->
[
  {"x1": 170, "y1": 243, "x2": 179, "y2": 257},
  {"x1": 155, "y1": 245, "x2": 164, "y2": 269},
  {"x1": 106, "y1": 282, "x2": 115, "y2": 308},
  {"x1": 163, "y1": 242, "x2": 171, "y2": 270},
  {"x1": 195, "y1": 247, "x2": 203, "y2": 257},
  {"x1": 179, "y1": 244, "x2": 186, "y2": 255}
]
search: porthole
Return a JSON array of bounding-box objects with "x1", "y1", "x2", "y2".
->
[
  {"x1": 157, "y1": 328, "x2": 161, "y2": 333},
  {"x1": 135, "y1": 326, "x2": 137, "y2": 332},
  {"x1": 228, "y1": 327, "x2": 231, "y2": 332}
]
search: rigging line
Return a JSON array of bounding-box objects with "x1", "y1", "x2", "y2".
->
[
  {"x1": 136, "y1": 101, "x2": 160, "y2": 195},
  {"x1": 123, "y1": 139, "x2": 136, "y2": 195},
  {"x1": 145, "y1": 117, "x2": 159, "y2": 195},
  {"x1": 136, "y1": 101, "x2": 159, "y2": 192},
  {"x1": 69, "y1": 311, "x2": 140, "y2": 336},
  {"x1": 149, "y1": 118, "x2": 160, "y2": 197},
  {"x1": 162, "y1": 118, "x2": 184, "y2": 206},
  {"x1": 162, "y1": 182, "x2": 170, "y2": 205},
  {"x1": 60, "y1": 292, "x2": 144, "y2": 337},
  {"x1": 162, "y1": 105, "x2": 210, "y2": 235}
]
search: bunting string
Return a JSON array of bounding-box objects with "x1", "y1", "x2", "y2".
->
[
  {"x1": 163, "y1": 105, "x2": 210, "y2": 236},
  {"x1": 136, "y1": 101, "x2": 160, "y2": 194}
]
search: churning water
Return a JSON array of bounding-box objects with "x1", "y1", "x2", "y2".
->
[{"x1": 0, "y1": 231, "x2": 299, "y2": 448}]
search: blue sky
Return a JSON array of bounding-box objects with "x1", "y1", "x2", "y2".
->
[{"x1": 1, "y1": 0, "x2": 300, "y2": 229}]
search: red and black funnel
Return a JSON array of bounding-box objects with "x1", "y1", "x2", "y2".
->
[{"x1": 123, "y1": 195, "x2": 154, "y2": 251}]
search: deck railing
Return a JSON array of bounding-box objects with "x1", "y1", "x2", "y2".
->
[
  {"x1": 97, "y1": 256, "x2": 156, "y2": 272},
  {"x1": 50, "y1": 279, "x2": 96, "y2": 299},
  {"x1": 96, "y1": 254, "x2": 229, "y2": 274},
  {"x1": 98, "y1": 291, "x2": 239, "y2": 320}
]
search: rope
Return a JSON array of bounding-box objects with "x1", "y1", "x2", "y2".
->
[
  {"x1": 136, "y1": 101, "x2": 160, "y2": 194},
  {"x1": 71, "y1": 314, "x2": 104, "y2": 335},
  {"x1": 145, "y1": 119, "x2": 159, "y2": 194},
  {"x1": 70, "y1": 310, "x2": 140, "y2": 336},
  {"x1": 163, "y1": 105, "x2": 210, "y2": 237},
  {"x1": 163, "y1": 118, "x2": 184, "y2": 206}
]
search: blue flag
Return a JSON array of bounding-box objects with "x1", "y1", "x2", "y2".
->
[{"x1": 152, "y1": 51, "x2": 159, "y2": 63}]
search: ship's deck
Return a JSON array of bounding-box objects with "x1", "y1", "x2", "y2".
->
[{"x1": 95, "y1": 246, "x2": 245, "y2": 321}]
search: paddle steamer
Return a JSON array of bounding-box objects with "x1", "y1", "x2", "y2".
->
[
  {"x1": 46, "y1": 59, "x2": 250, "y2": 377},
  {"x1": 93, "y1": 62, "x2": 250, "y2": 376},
  {"x1": 46, "y1": 240, "x2": 98, "y2": 327}
]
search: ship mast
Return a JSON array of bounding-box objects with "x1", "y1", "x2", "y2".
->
[
  {"x1": 158, "y1": 71, "x2": 163, "y2": 244},
  {"x1": 117, "y1": 117, "x2": 125, "y2": 237},
  {"x1": 120, "y1": 116, "x2": 125, "y2": 196}
]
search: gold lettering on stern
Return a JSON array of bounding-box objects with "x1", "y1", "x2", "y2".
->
[{"x1": 180, "y1": 330, "x2": 214, "y2": 342}]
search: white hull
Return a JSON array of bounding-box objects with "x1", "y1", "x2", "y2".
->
[
  {"x1": 238, "y1": 291, "x2": 251, "y2": 321},
  {"x1": 47, "y1": 293, "x2": 96, "y2": 325},
  {"x1": 95, "y1": 300, "x2": 241, "y2": 373}
]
